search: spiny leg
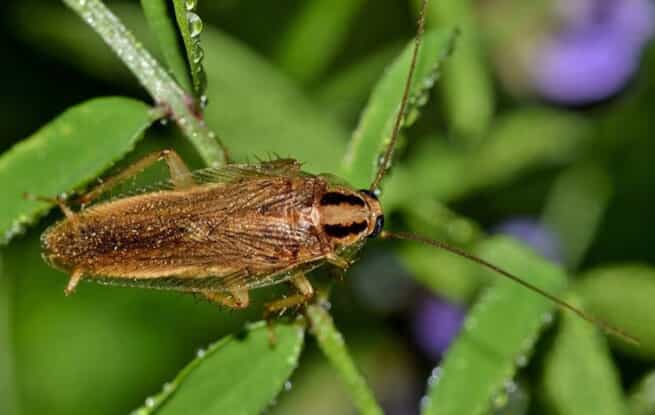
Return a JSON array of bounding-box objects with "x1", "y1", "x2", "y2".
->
[
  {"x1": 23, "y1": 193, "x2": 75, "y2": 219},
  {"x1": 64, "y1": 268, "x2": 83, "y2": 296},
  {"x1": 77, "y1": 149, "x2": 194, "y2": 206},
  {"x1": 201, "y1": 288, "x2": 250, "y2": 309},
  {"x1": 326, "y1": 253, "x2": 350, "y2": 270},
  {"x1": 264, "y1": 273, "x2": 314, "y2": 344}
]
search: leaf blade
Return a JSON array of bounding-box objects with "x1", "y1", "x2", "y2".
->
[
  {"x1": 341, "y1": 28, "x2": 456, "y2": 188},
  {"x1": 539, "y1": 295, "x2": 627, "y2": 415},
  {"x1": 171, "y1": 0, "x2": 206, "y2": 97},
  {"x1": 141, "y1": 322, "x2": 304, "y2": 415},
  {"x1": 306, "y1": 304, "x2": 384, "y2": 415},
  {"x1": 421, "y1": 237, "x2": 566, "y2": 415},
  {"x1": 0, "y1": 97, "x2": 153, "y2": 245},
  {"x1": 141, "y1": 0, "x2": 193, "y2": 91}
]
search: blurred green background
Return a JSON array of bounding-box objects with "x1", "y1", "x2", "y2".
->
[{"x1": 1, "y1": 0, "x2": 655, "y2": 414}]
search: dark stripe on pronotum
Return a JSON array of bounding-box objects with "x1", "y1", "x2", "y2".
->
[
  {"x1": 324, "y1": 221, "x2": 368, "y2": 238},
  {"x1": 320, "y1": 192, "x2": 365, "y2": 207}
]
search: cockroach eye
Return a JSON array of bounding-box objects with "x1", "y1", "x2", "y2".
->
[{"x1": 370, "y1": 215, "x2": 384, "y2": 238}]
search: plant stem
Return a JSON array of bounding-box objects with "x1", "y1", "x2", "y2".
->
[
  {"x1": 62, "y1": 0, "x2": 228, "y2": 167},
  {"x1": 306, "y1": 304, "x2": 384, "y2": 415}
]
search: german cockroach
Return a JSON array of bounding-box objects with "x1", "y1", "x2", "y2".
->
[{"x1": 31, "y1": 0, "x2": 637, "y2": 345}]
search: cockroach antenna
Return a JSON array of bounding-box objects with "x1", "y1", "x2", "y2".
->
[
  {"x1": 370, "y1": 0, "x2": 429, "y2": 192},
  {"x1": 380, "y1": 231, "x2": 640, "y2": 346},
  {"x1": 366, "y1": 0, "x2": 639, "y2": 347}
]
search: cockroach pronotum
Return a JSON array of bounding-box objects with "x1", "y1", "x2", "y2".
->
[{"x1": 28, "y1": 0, "x2": 637, "y2": 345}]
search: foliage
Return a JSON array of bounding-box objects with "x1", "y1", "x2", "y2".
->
[{"x1": 1, "y1": 1, "x2": 654, "y2": 414}]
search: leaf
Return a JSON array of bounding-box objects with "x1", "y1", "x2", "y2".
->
[
  {"x1": 422, "y1": 237, "x2": 566, "y2": 415},
  {"x1": 542, "y1": 163, "x2": 612, "y2": 269},
  {"x1": 0, "y1": 256, "x2": 18, "y2": 415},
  {"x1": 11, "y1": 2, "x2": 347, "y2": 172},
  {"x1": 341, "y1": 28, "x2": 456, "y2": 188},
  {"x1": 0, "y1": 97, "x2": 153, "y2": 245},
  {"x1": 306, "y1": 304, "x2": 384, "y2": 415},
  {"x1": 315, "y1": 43, "x2": 403, "y2": 124},
  {"x1": 141, "y1": 0, "x2": 193, "y2": 91},
  {"x1": 135, "y1": 322, "x2": 304, "y2": 415},
  {"x1": 201, "y1": 27, "x2": 349, "y2": 173},
  {"x1": 419, "y1": 0, "x2": 495, "y2": 139},
  {"x1": 539, "y1": 295, "x2": 627, "y2": 415},
  {"x1": 61, "y1": 0, "x2": 226, "y2": 166},
  {"x1": 274, "y1": 0, "x2": 365, "y2": 84},
  {"x1": 171, "y1": 0, "x2": 206, "y2": 96},
  {"x1": 575, "y1": 264, "x2": 655, "y2": 359}
]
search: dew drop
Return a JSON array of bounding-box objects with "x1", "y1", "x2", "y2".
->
[
  {"x1": 284, "y1": 380, "x2": 293, "y2": 391},
  {"x1": 515, "y1": 354, "x2": 528, "y2": 368},
  {"x1": 145, "y1": 397, "x2": 155, "y2": 408},
  {"x1": 187, "y1": 12, "x2": 203, "y2": 38},
  {"x1": 192, "y1": 45, "x2": 205, "y2": 64},
  {"x1": 159, "y1": 118, "x2": 169, "y2": 126},
  {"x1": 184, "y1": 0, "x2": 197, "y2": 11},
  {"x1": 492, "y1": 391, "x2": 508, "y2": 409},
  {"x1": 423, "y1": 76, "x2": 436, "y2": 89},
  {"x1": 163, "y1": 382, "x2": 173, "y2": 393},
  {"x1": 200, "y1": 95, "x2": 209, "y2": 108},
  {"x1": 196, "y1": 348, "x2": 206, "y2": 358},
  {"x1": 419, "y1": 395, "x2": 432, "y2": 410}
]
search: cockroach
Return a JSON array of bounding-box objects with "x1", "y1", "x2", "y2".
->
[{"x1": 30, "y1": 0, "x2": 636, "y2": 345}]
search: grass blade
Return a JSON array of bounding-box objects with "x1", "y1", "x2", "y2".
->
[
  {"x1": 539, "y1": 295, "x2": 627, "y2": 415},
  {"x1": 341, "y1": 28, "x2": 456, "y2": 188},
  {"x1": 170, "y1": 0, "x2": 206, "y2": 97},
  {"x1": 576, "y1": 265, "x2": 655, "y2": 358},
  {"x1": 274, "y1": 0, "x2": 365, "y2": 84},
  {"x1": 141, "y1": 0, "x2": 193, "y2": 91},
  {"x1": 0, "y1": 97, "x2": 152, "y2": 245},
  {"x1": 306, "y1": 304, "x2": 383, "y2": 415},
  {"x1": 62, "y1": 0, "x2": 226, "y2": 166},
  {"x1": 133, "y1": 322, "x2": 305, "y2": 415},
  {"x1": 421, "y1": 237, "x2": 566, "y2": 415}
]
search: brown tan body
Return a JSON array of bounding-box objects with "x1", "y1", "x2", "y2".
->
[{"x1": 41, "y1": 156, "x2": 383, "y2": 308}]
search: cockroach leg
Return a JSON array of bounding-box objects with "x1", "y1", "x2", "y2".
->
[
  {"x1": 326, "y1": 253, "x2": 350, "y2": 270},
  {"x1": 201, "y1": 288, "x2": 250, "y2": 309},
  {"x1": 23, "y1": 193, "x2": 75, "y2": 219},
  {"x1": 264, "y1": 273, "x2": 314, "y2": 345},
  {"x1": 290, "y1": 273, "x2": 314, "y2": 299},
  {"x1": 77, "y1": 149, "x2": 195, "y2": 207},
  {"x1": 64, "y1": 269, "x2": 82, "y2": 296}
]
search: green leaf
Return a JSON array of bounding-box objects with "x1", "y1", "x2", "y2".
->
[
  {"x1": 341, "y1": 28, "x2": 456, "y2": 188},
  {"x1": 542, "y1": 163, "x2": 612, "y2": 269},
  {"x1": 0, "y1": 256, "x2": 18, "y2": 415},
  {"x1": 141, "y1": 0, "x2": 193, "y2": 91},
  {"x1": 575, "y1": 265, "x2": 655, "y2": 359},
  {"x1": 463, "y1": 108, "x2": 590, "y2": 195},
  {"x1": 306, "y1": 304, "x2": 383, "y2": 415},
  {"x1": 315, "y1": 43, "x2": 403, "y2": 124},
  {"x1": 171, "y1": 0, "x2": 206, "y2": 96},
  {"x1": 0, "y1": 97, "x2": 152, "y2": 245},
  {"x1": 629, "y1": 371, "x2": 655, "y2": 415},
  {"x1": 418, "y1": 0, "x2": 495, "y2": 140},
  {"x1": 135, "y1": 322, "x2": 304, "y2": 415},
  {"x1": 422, "y1": 237, "x2": 566, "y2": 415},
  {"x1": 274, "y1": 0, "x2": 365, "y2": 84},
  {"x1": 539, "y1": 295, "x2": 627, "y2": 415},
  {"x1": 61, "y1": 0, "x2": 226, "y2": 166},
  {"x1": 201, "y1": 27, "x2": 349, "y2": 173}
]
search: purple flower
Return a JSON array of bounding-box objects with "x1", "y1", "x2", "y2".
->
[
  {"x1": 532, "y1": 0, "x2": 654, "y2": 104},
  {"x1": 413, "y1": 296, "x2": 465, "y2": 361},
  {"x1": 494, "y1": 217, "x2": 562, "y2": 263}
]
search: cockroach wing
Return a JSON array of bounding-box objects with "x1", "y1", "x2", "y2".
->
[{"x1": 97, "y1": 158, "x2": 304, "y2": 202}]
